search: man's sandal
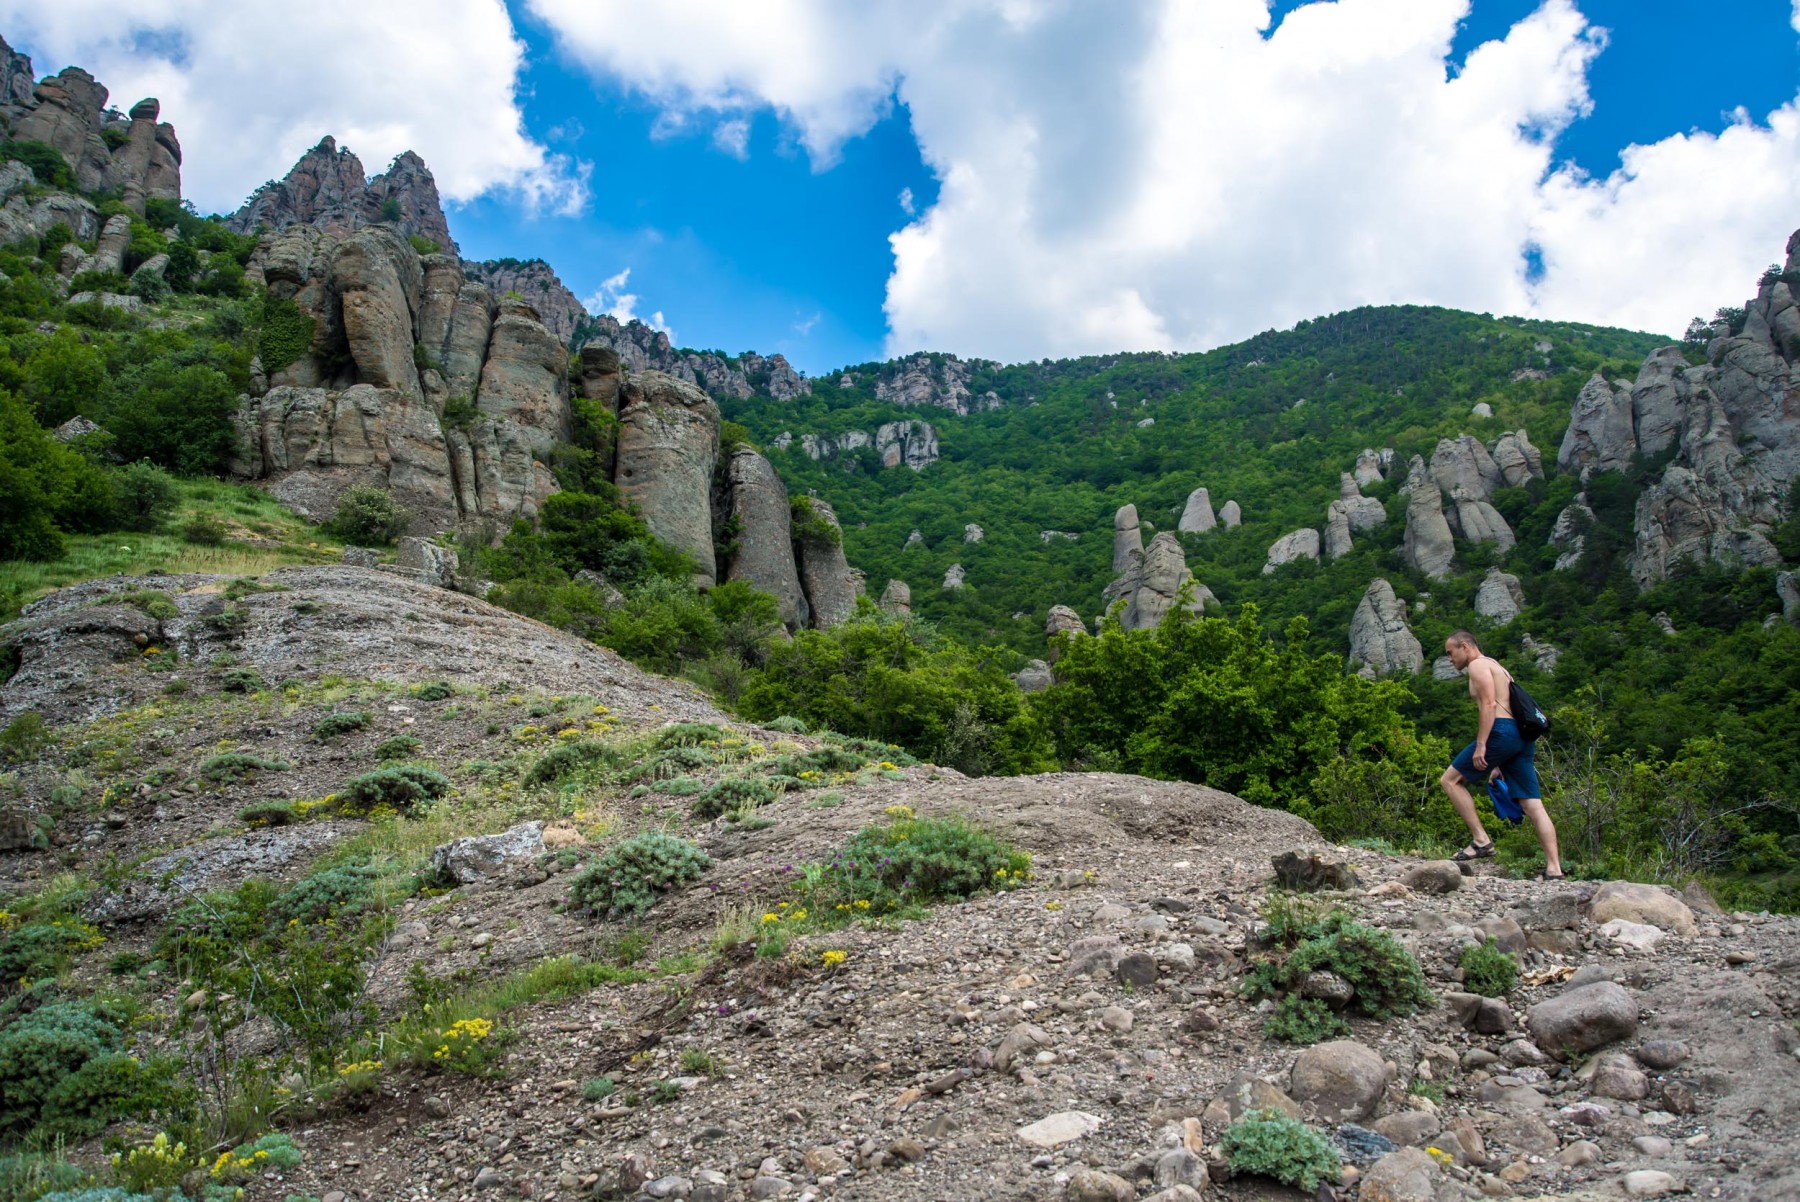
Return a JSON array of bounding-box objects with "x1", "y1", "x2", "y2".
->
[{"x1": 1451, "y1": 841, "x2": 1496, "y2": 862}]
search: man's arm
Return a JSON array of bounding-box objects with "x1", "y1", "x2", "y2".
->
[{"x1": 1471, "y1": 660, "x2": 1499, "y2": 768}]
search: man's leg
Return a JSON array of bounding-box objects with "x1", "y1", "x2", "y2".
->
[
  {"x1": 1519, "y1": 798, "x2": 1563, "y2": 877},
  {"x1": 1439, "y1": 764, "x2": 1490, "y2": 854}
]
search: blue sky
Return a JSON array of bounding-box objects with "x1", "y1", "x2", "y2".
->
[{"x1": 7, "y1": 0, "x2": 1800, "y2": 375}]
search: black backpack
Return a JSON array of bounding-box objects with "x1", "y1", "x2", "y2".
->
[{"x1": 1509, "y1": 679, "x2": 1551, "y2": 741}]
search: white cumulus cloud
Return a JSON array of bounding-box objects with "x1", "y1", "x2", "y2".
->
[
  {"x1": 585, "y1": 268, "x2": 675, "y2": 339},
  {"x1": 529, "y1": 0, "x2": 1800, "y2": 360},
  {"x1": 0, "y1": 0, "x2": 590, "y2": 216}
]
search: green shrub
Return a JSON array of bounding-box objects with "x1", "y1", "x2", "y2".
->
[
  {"x1": 580, "y1": 1075, "x2": 615, "y2": 1102},
  {"x1": 111, "y1": 590, "x2": 179, "y2": 620},
  {"x1": 621, "y1": 745, "x2": 713, "y2": 781},
  {"x1": 1459, "y1": 938, "x2": 1518, "y2": 998},
  {"x1": 821, "y1": 732, "x2": 918, "y2": 766},
  {"x1": 566, "y1": 833, "x2": 712, "y2": 917},
  {"x1": 413, "y1": 680, "x2": 454, "y2": 702},
  {"x1": 0, "y1": 712, "x2": 50, "y2": 763},
  {"x1": 326, "y1": 485, "x2": 409, "y2": 545},
  {"x1": 1220, "y1": 1108, "x2": 1341, "y2": 1192},
  {"x1": 239, "y1": 801, "x2": 298, "y2": 827},
  {"x1": 182, "y1": 513, "x2": 229, "y2": 545},
  {"x1": 790, "y1": 496, "x2": 841, "y2": 546},
  {"x1": 110, "y1": 1131, "x2": 195, "y2": 1194},
  {"x1": 821, "y1": 811, "x2": 1029, "y2": 907},
  {"x1": 38, "y1": 1190, "x2": 156, "y2": 1202},
  {"x1": 374, "y1": 734, "x2": 422, "y2": 760},
  {"x1": 0, "y1": 1000, "x2": 123, "y2": 1136},
  {"x1": 337, "y1": 765, "x2": 450, "y2": 815},
  {"x1": 655, "y1": 723, "x2": 728, "y2": 748},
  {"x1": 218, "y1": 667, "x2": 264, "y2": 693},
  {"x1": 764, "y1": 715, "x2": 807, "y2": 734},
  {"x1": 198, "y1": 751, "x2": 288, "y2": 784},
  {"x1": 1, "y1": 139, "x2": 75, "y2": 188},
  {"x1": 693, "y1": 776, "x2": 776, "y2": 819},
  {"x1": 0, "y1": 1151, "x2": 92, "y2": 1200},
  {"x1": 214, "y1": 1132, "x2": 302, "y2": 1181},
  {"x1": 0, "y1": 916, "x2": 103, "y2": 984},
  {"x1": 409, "y1": 235, "x2": 441, "y2": 256},
  {"x1": 1243, "y1": 909, "x2": 1435, "y2": 1021},
  {"x1": 313, "y1": 710, "x2": 373, "y2": 739},
  {"x1": 41, "y1": 1052, "x2": 184, "y2": 1140},
  {"x1": 257, "y1": 292, "x2": 316, "y2": 374},
  {"x1": 525, "y1": 740, "x2": 614, "y2": 787},
  {"x1": 110, "y1": 462, "x2": 178, "y2": 532},
  {"x1": 271, "y1": 865, "x2": 383, "y2": 924},
  {"x1": 1263, "y1": 994, "x2": 1349, "y2": 1045}
]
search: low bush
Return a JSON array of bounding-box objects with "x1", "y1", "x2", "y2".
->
[
  {"x1": 111, "y1": 462, "x2": 178, "y2": 532},
  {"x1": 655, "y1": 723, "x2": 728, "y2": 748},
  {"x1": 0, "y1": 1152, "x2": 91, "y2": 1200},
  {"x1": 210, "y1": 1132, "x2": 302, "y2": 1182},
  {"x1": 413, "y1": 680, "x2": 453, "y2": 702},
  {"x1": 525, "y1": 740, "x2": 614, "y2": 787},
  {"x1": 238, "y1": 800, "x2": 298, "y2": 827},
  {"x1": 326, "y1": 485, "x2": 409, "y2": 546},
  {"x1": 763, "y1": 715, "x2": 807, "y2": 734},
  {"x1": 1263, "y1": 994, "x2": 1349, "y2": 1044},
  {"x1": 566, "y1": 833, "x2": 712, "y2": 918},
  {"x1": 270, "y1": 863, "x2": 383, "y2": 924},
  {"x1": 0, "y1": 999, "x2": 125, "y2": 1136},
  {"x1": 0, "y1": 712, "x2": 50, "y2": 763},
  {"x1": 111, "y1": 1132, "x2": 194, "y2": 1195},
  {"x1": 218, "y1": 667, "x2": 264, "y2": 693},
  {"x1": 693, "y1": 776, "x2": 776, "y2": 819},
  {"x1": 819, "y1": 809, "x2": 1030, "y2": 908},
  {"x1": 1243, "y1": 908, "x2": 1434, "y2": 1021},
  {"x1": 374, "y1": 734, "x2": 421, "y2": 761},
  {"x1": 198, "y1": 752, "x2": 287, "y2": 784},
  {"x1": 1220, "y1": 1108, "x2": 1341, "y2": 1192},
  {"x1": 0, "y1": 916, "x2": 104, "y2": 985},
  {"x1": 182, "y1": 513, "x2": 229, "y2": 545},
  {"x1": 620, "y1": 745, "x2": 713, "y2": 782},
  {"x1": 336, "y1": 765, "x2": 450, "y2": 815},
  {"x1": 313, "y1": 710, "x2": 373, "y2": 740},
  {"x1": 1459, "y1": 938, "x2": 1518, "y2": 998}
]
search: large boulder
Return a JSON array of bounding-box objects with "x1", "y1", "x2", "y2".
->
[
  {"x1": 1402, "y1": 470, "x2": 1455, "y2": 579},
  {"x1": 1489, "y1": 429, "x2": 1545, "y2": 488},
  {"x1": 1112, "y1": 504, "x2": 1143, "y2": 573},
  {"x1": 879, "y1": 579, "x2": 911, "y2": 617},
  {"x1": 1525, "y1": 981, "x2": 1638, "y2": 1057},
  {"x1": 1449, "y1": 497, "x2": 1516, "y2": 551},
  {"x1": 1557, "y1": 372, "x2": 1638, "y2": 474},
  {"x1": 1349, "y1": 579, "x2": 1423, "y2": 676},
  {"x1": 724, "y1": 448, "x2": 807, "y2": 627},
  {"x1": 1628, "y1": 347, "x2": 1694, "y2": 458},
  {"x1": 1359, "y1": 1147, "x2": 1440, "y2": 1202},
  {"x1": 1178, "y1": 487, "x2": 1216, "y2": 534},
  {"x1": 794, "y1": 498, "x2": 858, "y2": 629},
  {"x1": 1289, "y1": 1040, "x2": 1390, "y2": 1122},
  {"x1": 1046, "y1": 605, "x2": 1087, "y2": 661},
  {"x1": 1474, "y1": 568, "x2": 1526, "y2": 626},
  {"x1": 1338, "y1": 474, "x2": 1388, "y2": 531},
  {"x1": 1586, "y1": 881, "x2": 1697, "y2": 936},
  {"x1": 1117, "y1": 533, "x2": 1216, "y2": 630},
  {"x1": 430, "y1": 822, "x2": 544, "y2": 885},
  {"x1": 1219, "y1": 500, "x2": 1242, "y2": 529},
  {"x1": 616, "y1": 371, "x2": 721, "y2": 587},
  {"x1": 874, "y1": 419, "x2": 939, "y2": 470},
  {"x1": 1323, "y1": 501, "x2": 1354, "y2": 560},
  {"x1": 90, "y1": 213, "x2": 132, "y2": 275},
  {"x1": 1430, "y1": 434, "x2": 1503, "y2": 501},
  {"x1": 1262, "y1": 528, "x2": 1320, "y2": 574}
]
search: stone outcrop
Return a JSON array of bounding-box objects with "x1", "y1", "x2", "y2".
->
[
  {"x1": 1262, "y1": 528, "x2": 1320, "y2": 574},
  {"x1": 1219, "y1": 500, "x2": 1242, "y2": 529},
  {"x1": 1474, "y1": 568, "x2": 1526, "y2": 626},
  {"x1": 1431, "y1": 435, "x2": 1504, "y2": 502},
  {"x1": 1490, "y1": 429, "x2": 1546, "y2": 488},
  {"x1": 723, "y1": 448, "x2": 807, "y2": 626},
  {"x1": 963, "y1": 523, "x2": 984, "y2": 543},
  {"x1": 1337, "y1": 474, "x2": 1388, "y2": 531},
  {"x1": 228, "y1": 137, "x2": 457, "y2": 256},
  {"x1": 578, "y1": 314, "x2": 812, "y2": 401},
  {"x1": 1014, "y1": 660, "x2": 1053, "y2": 692},
  {"x1": 1111, "y1": 505, "x2": 1143, "y2": 574},
  {"x1": 1324, "y1": 502, "x2": 1354, "y2": 560},
  {"x1": 1353, "y1": 447, "x2": 1396, "y2": 488},
  {"x1": 1402, "y1": 461, "x2": 1456, "y2": 579},
  {"x1": 942, "y1": 563, "x2": 966, "y2": 590},
  {"x1": 796, "y1": 420, "x2": 939, "y2": 470},
  {"x1": 1349, "y1": 579, "x2": 1423, "y2": 677},
  {"x1": 794, "y1": 499, "x2": 859, "y2": 629},
  {"x1": 879, "y1": 579, "x2": 911, "y2": 617},
  {"x1": 1107, "y1": 532, "x2": 1216, "y2": 630},
  {"x1": 615, "y1": 371, "x2": 720, "y2": 587},
  {"x1": 1558, "y1": 373, "x2": 1638, "y2": 475},
  {"x1": 3, "y1": 48, "x2": 182, "y2": 208},
  {"x1": 1045, "y1": 605, "x2": 1088, "y2": 661},
  {"x1": 1549, "y1": 495, "x2": 1593, "y2": 571},
  {"x1": 463, "y1": 259, "x2": 585, "y2": 343},
  {"x1": 1178, "y1": 487, "x2": 1216, "y2": 534},
  {"x1": 872, "y1": 352, "x2": 1001, "y2": 415}
]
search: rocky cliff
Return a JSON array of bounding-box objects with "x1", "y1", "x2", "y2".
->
[
  {"x1": 577, "y1": 313, "x2": 813, "y2": 402},
  {"x1": 227, "y1": 137, "x2": 458, "y2": 256},
  {"x1": 1100, "y1": 507, "x2": 1217, "y2": 630},
  {"x1": 771, "y1": 419, "x2": 940, "y2": 471},
  {"x1": 0, "y1": 37, "x2": 180, "y2": 214},
  {"x1": 867, "y1": 351, "x2": 1002, "y2": 415},
  {"x1": 1552, "y1": 233, "x2": 1800, "y2": 587},
  {"x1": 464, "y1": 258, "x2": 586, "y2": 343}
]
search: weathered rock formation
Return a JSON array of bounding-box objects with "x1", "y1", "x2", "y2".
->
[
  {"x1": 1353, "y1": 447, "x2": 1396, "y2": 488},
  {"x1": 1014, "y1": 659, "x2": 1053, "y2": 692},
  {"x1": 1, "y1": 43, "x2": 181, "y2": 209},
  {"x1": 1045, "y1": 605, "x2": 1088, "y2": 662},
  {"x1": 794, "y1": 499, "x2": 859, "y2": 629},
  {"x1": 872, "y1": 353, "x2": 1001, "y2": 415},
  {"x1": 228, "y1": 137, "x2": 457, "y2": 256},
  {"x1": 1105, "y1": 532, "x2": 1217, "y2": 630},
  {"x1": 1349, "y1": 579, "x2": 1424, "y2": 677},
  {"x1": 879, "y1": 579, "x2": 911, "y2": 617},
  {"x1": 1324, "y1": 502, "x2": 1354, "y2": 560},
  {"x1": 942, "y1": 563, "x2": 966, "y2": 590},
  {"x1": 1219, "y1": 500, "x2": 1243, "y2": 529},
  {"x1": 794, "y1": 420, "x2": 939, "y2": 470},
  {"x1": 1337, "y1": 473, "x2": 1388, "y2": 531},
  {"x1": 1474, "y1": 568, "x2": 1526, "y2": 626},
  {"x1": 1402, "y1": 460, "x2": 1456, "y2": 579},
  {"x1": 1490, "y1": 429, "x2": 1546, "y2": 488},
  {"x1": 1178, "y1": 487, "x2": 1216, "y2": 534},
  {"x1": 723, "y1": 448, "x2": 807, "y2": 626},
  {"x1": 616, "y1": 372, "x2": 720, "y2": 587},
  {"x1": 578, "y1": 313, "x2": 812, "y2": 401},
  {"x1": 1111, "y1": 505, "x2": 1143, "y2": 574},
  {"x1": 463, "y1": 259, "x2": 585, "y2": 343},
  {"x1": 1262, "y1": 528, "x2": 1320, "y2": 574},
  {"x1": 1558, "y1": 373, "x2": 1639, "y2": 476}
]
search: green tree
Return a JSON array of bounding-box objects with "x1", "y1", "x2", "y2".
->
[
  {"x1": 21, "y1": 330, "x2": 109, "y2": 426},
  {"x1": 0, "y1": 390, "x2": 115, "y2": 558},
  {"x1": 103, "y1": 361, "x2": 239, "y2": 474}
]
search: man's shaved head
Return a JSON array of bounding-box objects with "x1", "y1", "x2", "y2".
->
[{"x1": 1447, "y1": 629, "x2": 1479, "y2": 650}]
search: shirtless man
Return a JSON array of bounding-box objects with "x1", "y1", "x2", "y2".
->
[{"x1": 1438, "y1": 630, "x2": 1564, "y2": 879}]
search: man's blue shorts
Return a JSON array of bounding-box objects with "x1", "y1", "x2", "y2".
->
[{"x1": 1450, "y1": 717, "x2": 1542, "y2": 800}]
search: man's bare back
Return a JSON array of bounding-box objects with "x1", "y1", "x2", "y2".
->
[{"x1": 1466, "y1": 655, "x2": 1514, "y2": 720}]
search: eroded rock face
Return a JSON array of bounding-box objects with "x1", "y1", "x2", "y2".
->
[
  {"x1": 228, "y1": 136, "x2": 458, "y2": 255},
  {"x1": 795, "y1": 499, "x2": 859, "y2": 629},
  {"x1": 1046, "y1": 605, "x2": 1088, "y2": 661},
  {"x1": 1178, "y1": 487, "x2": 1216, "y2": 534},
  {"x1": 724, "y1": 448, "x2": 807, "y2": 627},
  {"x1": 1112, "y1": 504, "x2": 1143, "y2": 574},
  {"x1": 1262, "y1": 528, "x2": 1320, "y2": 574},
  {"x1": 1349, "y1": 579, "x2": 1423, "y2": 677},
  {"x1": 463, "y1": 258, "x2": 584, "y2": 342},
  {"x1": 1219, "y1": 500, "x2": 1242, "y2": 529},
  {"x1": 1108, "y1": 533, "x2": 1216, "y2": 631},
  {"x1": 1403, "y1": 465, "x2": 1455, "y2": 579},
  {"x1": 616, "y1": 371, "x2": 721, "y2": 587},
  {"x1": 876, "y1": 420, "x2": 939, "y2": 470},
  {"x1": 879, "y1": 579, "x2": 911, "y2": 616},
  {"x1": 1558, "y1": 373, "x2": 1638, "y2": 474},
  {"x1": 1474, "y1": 568, "x2": 1526, "y2": 626},
  {"x1": 332, "y1": 226, "x2": 425, "y2": 398},
  {"x1": 1431, "y1": 435, "x2": 1504, "y2": 502},
  {"x1": 1324, "y1": 502, "x2": 1354, "y2": 560},
  {"x1": 1490, "y1": 429, "x2": 1546, "y2": 488},
  {"x1": 477, "y1": 298, "x2": 570, "y2": 451},
  {"x1": 873, "y1": 352, "x2": 1000, "y2": 415}
]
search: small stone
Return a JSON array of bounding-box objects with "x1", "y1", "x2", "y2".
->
[
  {"x1": 1359, "y1": 1146, "x2": 1440, "y2": 1202},
  {"x1": 1300, "y1": 971, "x2": 1355, "y2": 1007},
  {"x1": 747, "y1": 1176, "x2": 791, "y2": 1199},
  {"x1": 1659, "y1": 1080, "x2": 1698, "y2": 1115},
  {"x1": 1601, "y1": 918, "x2": 1664, "y2": 952},
  {"x1": 1116, "y1": 952, "x2": 1159, "y2": 987},
  {"x1": 1593, "y1": 1062, "x2": 1651, "y2": 1101},
  {"x1": 1134, "y1": 913, "x2": 1171, "y2": 934},
  {"x1": 888, "y1": 1137, "x2": 925, "y2": 1163},
  {"x1": 1101, "y1": 1005, "x2": 1134, "y2": 1033},
  {"x1": 1725, "y1": 949, "x2": 1757, "y2": 965},
  {"x1": 1152, "y1": 1148, "x2": 1209, "y2": 1190},
  {"x1": 1372, "y1": 1110, "x2": 1441, "y2": 1147},
  {"x1": 1500, "y1": 1039, "x2": 1548, "y2": 1066},
  {"x1": 805, "y1": 1147, "x2": 847, "y2": 1176},
  {"x1": 996, "y1": 1022, "x2": 1054, "y2": 1072},
  {"x1": 1556, "y1": 1140, "x2": 1601, "y2": 1167},
  {"x1": 1016, "y1": 1111, "x2": 1102, "y2": 1148},
  {"x1": 322, "y1": 1193, "x2": 346, "y2": 1202},
  {"x1": 1180, "y1": 1006, "x2": 1219, "y2": 1033},
  {"x1": 1634, "y1": 1041, "x2": 1690, "y2": 1070},
  {"x1": 471, "y1": 931, "x2": 495, "y2": 948},
  {"x1": 1587, "y1": 881, "x2": 1697, "y2": 935},
  {"x1": 1525, "y1": 981, "x2": 1638, "y2": 1056},
  {"x1": 1400, "y1": 861, "x2": 1463, "y2": 894},
  {"x1": 1289, "y1": 1039, "x2": 1390, "y2": 1122},
  {"x1": 473, "y1": 1167, "x2": 506, "y2": 1190},
  {"x1": 1622, "y1": 1169, "x2": 1682, "y2": 1197},
  {"x1": 1218, "y1": 1072, "x2": 1302, "y2": 1121},
  {"x1": 1065, "y1": 1168, "x2": 1135, "y2": 1202},
  {"x1": 1634, "y1": 1136, "x2": 1674, "y2": 1157},
  {"x1": 1559, "y1": 1101, "x2": 1611, "y2": 1127},
  {"x1": 1159, "y1": 942, "x2": 1196, "y2": 972}
]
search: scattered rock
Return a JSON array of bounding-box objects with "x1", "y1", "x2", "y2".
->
[
  {"x1": 1587, "y1": 880, "x2": 1697, "y2": 935},
  {"x1": 1289, "y1": 1040, "x2": 1390, "y2": 1122},
  {"x1": 1526, "y1": 981, "x2": 1638, "y2": 1057},
  {"x1": 1634, "y1": 1040, "x2": 1691, "y2": 1071},
  {"x1": 1621, "y1": 1169, "x2": 1682, "y2": 1197},
  {"x1": 1065, "y1": 1168, "x2": 1134, "y2": 1202},
  {"x1": 1358, "y1": 1146, "x2": 1439, "y2": 1202},
  {"x1": 1400, "y1": 861, "x2": 1462, "y2": 893},
  {"x1": 1016, "y1": 1111, "x2": 1102, "y2": 1149},
  {"x1": 1273, "y1": 851, "x2": 1359, "y2": 892},
  {"x1": 429, "y1": 822, "x2": 544, "y2": 885}
]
